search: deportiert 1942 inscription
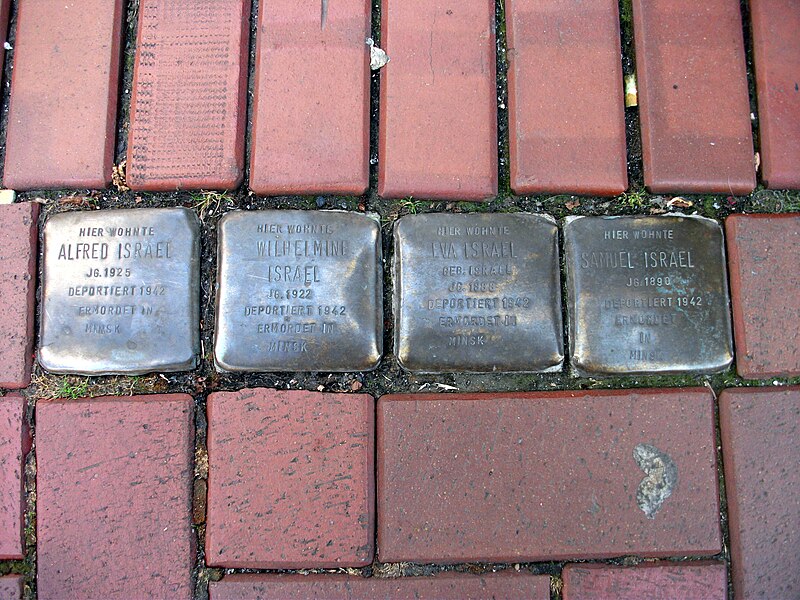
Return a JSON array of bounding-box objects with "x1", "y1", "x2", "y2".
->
[
  {"x1": 39, "y1": 208, "x2": 200, "y2": 375},
  {"x1": 564, "y1": 214, "x2": 733, "y2": 375},
  {"x1": 394, "y1": 213, "x2": 564, "y2": 373},
  {"x1": 214, "y1": 210, "x2": 383, "y2": 372}
]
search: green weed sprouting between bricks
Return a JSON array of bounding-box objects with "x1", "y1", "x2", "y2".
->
[
  {"x1": 617, "y1": 189, "x2": 647, "y2": 210},
  {"x1": 55, "y1": 377, "x2": 90, "y2": 400},
  {"x1": 191, "y1": 191, "x2": 234, "y2": 221}
]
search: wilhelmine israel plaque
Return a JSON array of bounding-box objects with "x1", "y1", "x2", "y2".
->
[
  {"x1": 39, "y1": 207, "x2": 200, "y2": 375},
  {"x1": 393, "y1": 213, "x2": 564, "y2": 373},
  {"x1": 564, "y1": 214, "x2": 733, "y2": 375},
  {"x1": 214, "y1": 210, "x2": 383, "y2": 372}
]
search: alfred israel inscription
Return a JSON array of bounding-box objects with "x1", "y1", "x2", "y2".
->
[
  {"x1": 564, "y1": 215, "x2": 733, "y2": 375},
  {"x1": 39, "y1": 208, "x2": 200, "y2": 374},
  {"x1": 394, "y1": 213, "x2": 563, "y2": 372},
  {"x1": 214, "y1": 210, "x2": 382, "y2": 372}
]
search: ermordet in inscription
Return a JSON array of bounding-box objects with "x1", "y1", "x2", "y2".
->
[
  {"x1": 393, "y1": 213, "x2": 564, "y2": 373},
  {"x1": 39, "y1": 207, "x2": 201, "y2": 375},
  {"x1": 564, "y1": 215, "x2": 734, "y2": 375},
  {"x1": 214, "y1": 210, "x2": 383, "y2": 372}
]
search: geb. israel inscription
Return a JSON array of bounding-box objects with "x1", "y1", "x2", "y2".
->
[
  {"x1": 214, "y1": 210, "x2": 382, "y2": 372},
  {"x1": 393, "y1": 213, "x2": 564, "y2": 373},
  {"x1": 564, "y1": 215, "x2": 733, "y2": 375},
  {"x1": 39, "y1": 208, "x2": 200, "y2": 375}
]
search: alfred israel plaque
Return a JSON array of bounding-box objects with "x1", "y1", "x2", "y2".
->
[
  {"x1": 393, "y1": 213, "x2": 563, "y2": 372},
  {"x1": 214, "y1": 210, "x2": 382, "y2": 372},
  {"x1": 564, "y1": 215, "x2": 733, "y2": 375},
  {"x1": 39, "y1": 207, "x2": 200, "y2": 375}
]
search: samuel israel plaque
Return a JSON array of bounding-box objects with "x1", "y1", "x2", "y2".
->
[
  {"x1": 39, "y1": 207, "x2": 200, "y2": 374},
  {"x1": 564, "y1": 215, "x2": 733, "y2": 375},
  {"x1": 214, "y1": 210, "x2": 383, "y2": 372},
  {"x1": 393, "y1": 213, "x2": 564, "y2": 372}
]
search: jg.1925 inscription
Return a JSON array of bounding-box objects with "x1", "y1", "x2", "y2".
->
[
  {"x1": 214, "y1": 210, "x2": 383, "y2": 372},
  {"x1": 564, "y1": 215, "x2": 733, "y2": 375},
  {"x1": 39, "y1": 208, "x2": 200, "y2": 375},
  {"x1": 393, "y1": 213, "x2": 564, "y2": 372}
]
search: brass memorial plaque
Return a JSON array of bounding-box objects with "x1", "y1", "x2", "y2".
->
[
  {"x1": 214, "y1": 210, "x2": 383, "y2": 372},
  {"x1": 393, "y1": 213, "x2": 564, "y2": 372},
  {"x1": 39, "y1": 208, "x2": 200, "y2": 375},
  {"x1": 564, "y1": 215, "x2": 733, "y2": 375}
]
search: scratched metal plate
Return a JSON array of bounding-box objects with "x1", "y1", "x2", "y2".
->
[
  {"x1": 39, "y1": 208, "x2": 200, "y2": 375},
  {"x1": 214, "y1": 210, "x2": 383, "y2": 372},
  {"x1": 563, "y1": 215, "x2": 733, "y2": 375},
  {"x1": 393, "y1": 213, "x2": 563, "y2": 373}
]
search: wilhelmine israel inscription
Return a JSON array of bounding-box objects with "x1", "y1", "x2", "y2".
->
[
  {"x1": 393, "y1": 213, "x2": 564, "y2": 373},
  {"x1": 564, "y1": 215, "x2": 733, "y2": 375},
  {"x1": 214, "y1": 210, "x2": 383, "y2": 372},
  {"x1": 39, "y1": 208, "x2": 201, "y2": 375}
]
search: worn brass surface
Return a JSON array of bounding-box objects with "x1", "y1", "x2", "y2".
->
[
  {"x1": 39, "y1": 208, "x2": 200, "y2": 375},
  {"x1": 214, "y1": 210, "x2": 382, "y2": 372},
  {"x1": 393, "y1": 213, "x2": 564, "y2": 373},
  {"x1": 564, "y1": 215, "x2": 733, "y2": 375}
]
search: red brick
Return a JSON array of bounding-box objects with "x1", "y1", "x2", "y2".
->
[
  {"x1": 0, "y1": 395, "x2": 30, "y2": 560},
  {"x1": 0, "y1": 575, "x2": 23, "y2": 600},
  {"x1": 250, "y1": 0, "x2": 370, "y2": 196},
  {"x1": 210, "y1": 572, "x2": 550, "y2": 600},
  {"x1": 506, "y1": 0, "x2": 627, "y2": 195},
  {"x1": 725, "y1": 214, "x2": 800, "y2": 379},
  {"x1": 206, "y1": 388, "x2": 374, "y2": 568},
  {"x1": 378, "y1": 389, "x2": 721, "y2": 563},
  {"x1": 720, "y1": 387, "x2": 800, "y2": 600},
  {"x1": 0, "y1": 203, "x2": 39, "y2": 389},
  {"x1": 0, "y1": 0, "x2": 10, "y2": 76},
  {"x1": 36, "y1": 394, "x2": 195, "y2": 600},
  {"x1": 750, "y1": 0, "x2": 800, "y2": 189},
  {"x1": 632, "y1": 0, "x2": 755, "y2": 194},
  {"x1": 378, "y1": 0, "x2": 497, "y2": 200},
  {"x1": 3, "y1": 0, "x2": 124, "y2": 190},
  {"x1": 126, "y1": 0, "x2": 250, "y2": 191},
  {"x1": 562, "y1": 562, "x2": 727, "y2": 600}
]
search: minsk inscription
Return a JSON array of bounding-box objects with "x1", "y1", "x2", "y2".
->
[
  {"x1": 214, "y1": 210, "x2": 382, "y2": 372},
  {"x1": 393, "y1": 213, "x2": 564, "y2": 372},
  {"x1": 39, "y1": 208, "x2": 200, "y2": 375},
  {"x1": 564, "y1": 215, "x2": 733, "y2": 375}
]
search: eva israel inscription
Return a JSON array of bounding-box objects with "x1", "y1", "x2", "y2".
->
[
  {"x1": 564, "y1": 215, "x2": 733, "y2": 375},
  {"x1": 214, "y1": 211, "x2": 382, "y2": 372},
  {"x1": 39, "y1": 208, "x2": 200, "y2": 375},
  {"x1": 394, "y1": 213, "x2": 563, "y2": 372}
]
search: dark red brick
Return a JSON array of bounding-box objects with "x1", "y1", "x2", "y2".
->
[
  {"x1": 206, "y1": 388, "x2": 374, "y2": 568},
  {"x1": 3, "y1": 0, "x2": 124, "y2": 190},
  {"x1": 0, "y1": 202, "x2": 39, "y2": 389},
  {"x1": 506, "y1": 0, "x2": 627, "y2": 195},
  {"x1": 720, "y1": 387, "x2": 800, "y2": 600},
  {"x1": 0, "y1": 395, "x2": 30, "y2": 560},
  {"x1": 210, "y1": 572, "x2": 550, "y2": 600},
  {"x1": 0, "y1": 0, "x2": 10, "y2": 76},
  {"x1": 632, "y1": 0, "x2": 755, "y2": 194},
  {"x1": 750, "y1": 0, "x2": 800, "y2": 189},
  {"x1": 725, "y1": 214, "x2": 800, "y2": 379},
  {"x1": 126, "y1": 0, "x2": 250, "y2": 191},
  {"x1": 378, "y1": 389, "x2": 721, "y2": 563},
  {"x1": 36, "y1": 394, "x2": 195, "y2": 600},
  {"x1": 562, "y1": 562, "x2": 727, "y2": 600},
  {"x1": 250, "y1": 0, "x2": 370, "y2": 196},
  {"x1": 378, "y1": 0, "x2": 497, "y2": 200},
  {"x1": 0, "y1": 575, "x2": 23, "y2": 600}
]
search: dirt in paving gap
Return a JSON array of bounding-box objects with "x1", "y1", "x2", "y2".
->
[{"x1": 0, "y1": 0, "x2": 798, "y2": 597}]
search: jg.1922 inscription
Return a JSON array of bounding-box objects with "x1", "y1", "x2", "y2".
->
[
  {"x1": 214, "y1": 210, "x2": 383, "y2": 372},
  {"x1": 564, "y1": 215, "x2": 733, "y2": 375},
  {"x1": 39, "y1": 208, "x2": 200, "y2": 375},
  {"x1": 394, "y1": 213, "x2": 564, "y2": 372}
]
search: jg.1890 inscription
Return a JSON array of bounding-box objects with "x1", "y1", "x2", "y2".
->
[
  {"x1": 39, "y1": 208, "x2": 200, "y2": 375},
  {"x1": 214, "y1": 210, "x2": 383, "y2": 372},
  {"x1": 393, "y1": 213, "x2": 564, "y2": 372},
  {"x1": 564, "y1": 215, "x2": 733, "y2": 375}
]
